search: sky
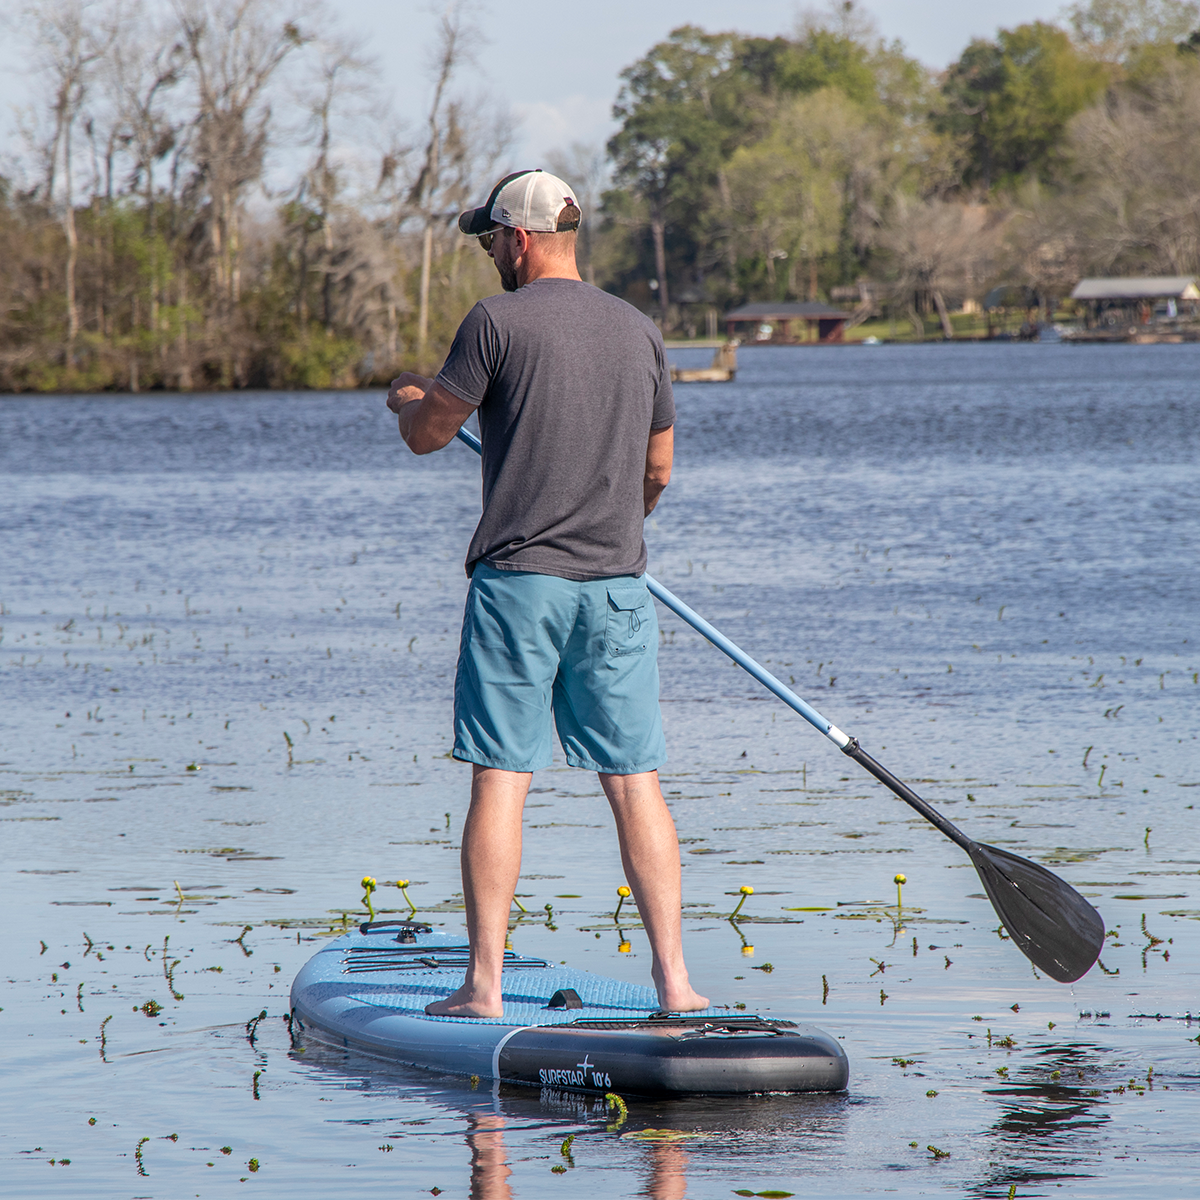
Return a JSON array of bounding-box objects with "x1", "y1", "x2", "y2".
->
[{"x1": 0, "y1": 0, "x2": 1069, "y2": 186}]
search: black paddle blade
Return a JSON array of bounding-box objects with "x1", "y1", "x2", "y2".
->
[{"x1": 968, "y1": 841, "x2": 1105, "y2": 983}]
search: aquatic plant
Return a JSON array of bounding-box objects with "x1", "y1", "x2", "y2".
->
[
  {"x1": 730, "y1": 885, "x2": 754, "y2": 920},
  {"x1": 360, "y1": 876, "x2": 376, "y2": 921},
  {"x1": 393, "y1": 879, "x2": 417, "y2": 915},
  {"x1": 614, "y1": 884, "x2": 631, "y2": 921}
]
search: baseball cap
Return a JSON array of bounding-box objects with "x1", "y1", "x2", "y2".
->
[{"x1": 458, "y1": 169, "x2": 580, "y2": 236}]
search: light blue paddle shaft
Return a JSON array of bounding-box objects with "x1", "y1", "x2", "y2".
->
[{"x1": 453, "y1": 425, "x2": 851, "y2": 750}]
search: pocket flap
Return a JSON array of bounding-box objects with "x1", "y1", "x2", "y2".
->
[{"x1": 606, "y1": 587, "x2": 646, "y2": 613}]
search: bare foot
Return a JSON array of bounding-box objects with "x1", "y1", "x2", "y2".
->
[
  {"x1": 655, "y1": 984, "x2": 710, "y2": 1013},
  {"x1": 425, "y1": 983, "x2": 503, "y2": 1019},
  {"x1": 651, "y1": 964, "x2": 709, "y2": 1012}
]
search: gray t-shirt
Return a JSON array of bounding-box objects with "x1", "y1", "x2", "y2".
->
[{"x1": 436, "y1": 278, "x2": 675, "y2": 581}]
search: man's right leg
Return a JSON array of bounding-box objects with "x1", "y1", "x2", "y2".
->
[
  {"x1": 425, "y1": 765, "x2": 531, "y2": 1017},
  {"x1": 601, "y1": 770, "x2": 709, "y2": 1014}
]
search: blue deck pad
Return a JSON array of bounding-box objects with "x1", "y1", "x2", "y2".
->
[
  {"x1": 330, "y1": 927, "x2": 726, "y2": 1026},
  {"x1": 349, "y1": 966, "x2": 725, "y2": 1026}
]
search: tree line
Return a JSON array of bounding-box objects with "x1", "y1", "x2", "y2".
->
[
  {"x1": 0, "y1": 0, "x2": 505, "y2": 391},
  {"x1": 2, "y1": 0, "x2": 1199, "y2": 391},
  {"x1": 601, "y1": 0, "x2": 1200, "y2": 335}
]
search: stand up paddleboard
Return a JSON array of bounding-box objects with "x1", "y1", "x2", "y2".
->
[{"x1": 290, "y1": 922, "x2": 849, "y2": 1096}]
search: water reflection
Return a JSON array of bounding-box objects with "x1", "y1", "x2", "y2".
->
[
  {"x1": 642, "y1": 1142, "x2": 689, "y2": 1200},
  {"x1": 967, "y1": 1043, "x2": 1115, "y2": 1196},
  {"x1": 467, "y1": 1113, "x2": 512, "y2": 1200},
  {"x1": 465, "y1": 1113, "x2": 689, "y2": 1200},
  {"x1": 298, "y1": 1041, "x2": 849, "y2": 1197}
]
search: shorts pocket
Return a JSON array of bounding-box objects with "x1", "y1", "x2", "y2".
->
[{"x1": 605, "y1": 586, "x2": 650, "y2": 657}]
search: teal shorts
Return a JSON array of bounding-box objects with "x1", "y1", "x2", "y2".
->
[{"x1": 453, "y1": 564, "x2": 667, "y2": 774}]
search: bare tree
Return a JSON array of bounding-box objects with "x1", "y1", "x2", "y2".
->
[
  {"x1": 1052, "y1": 59, "x2": 1200, "y2": 274},
  {"x1": 104, "y1": 1, "x2": 187, "y2": 382},
  {"x1": 1065, "y1": 0, "x2": 1200, "y2": 60},
  {"x1": 292, "y1": 33, "x2": 374, "y2": 329},
  {"x1": 175, "y1": 0, "x2": 307, "y2": 325},
  {"x1": 880, "y1": 197, "x2": 1004, "y2": 337},
  {"x1": 406, "y1": 3, "x2": 477, "y2": 356},
  {"x1": 26, "y1": 0, "x2": 114, "y2": 363}
]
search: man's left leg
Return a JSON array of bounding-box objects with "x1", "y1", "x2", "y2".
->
[{"x1": 600, "y1": 770, "x2": 708, "y2": 1013}]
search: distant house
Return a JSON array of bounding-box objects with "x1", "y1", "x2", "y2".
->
[{"x1": 724, "y1": 301, "x2": 851, "y2": 344}]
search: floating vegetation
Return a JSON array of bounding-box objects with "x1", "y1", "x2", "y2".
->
[
  {"x1": 621, "y1": 1128, "x2": 710, "y2": 1142},
  {"x1": 605, "y1": 1092, "x2": 628, "y2": 1131},
  {"x1": 614, "y1": 885, "x2": 632, "y2": 922},
  {"x1": 246, "y1": 1009, "x2": 268, "y2": 1044},
  {"x1": 161, "y1": 937, "x2": 183, "y2": 1000},
  {"x1": 1038, "y1": 847, "x2": 1126, "y2": 865}
]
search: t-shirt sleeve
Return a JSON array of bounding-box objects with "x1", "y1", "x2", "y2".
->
[
  {"x1": 650, "y1": 331, "x2": 676, "y2": 430},
  {"x1": 435, "y1": 302, "x2": 499, "y2": 407}
]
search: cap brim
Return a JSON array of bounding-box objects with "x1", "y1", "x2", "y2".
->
[{"x1": 458, "y1": 206, "x2": 495, "y2": 236}]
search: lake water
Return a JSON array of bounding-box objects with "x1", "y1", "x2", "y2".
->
[{"x1": 2, "y1": 343, "x2": 1198, "y2": 1198}]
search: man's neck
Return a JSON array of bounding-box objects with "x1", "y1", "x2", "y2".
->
[{"x1": 516, "y1": 253, "x2": 582, "y2": 287}]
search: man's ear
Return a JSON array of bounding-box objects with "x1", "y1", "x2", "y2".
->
[{"x1": 512, "y1": 227, "x2": 531, "y2": 255}]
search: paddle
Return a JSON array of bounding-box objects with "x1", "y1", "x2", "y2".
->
[{"x1": 453, "y1": 427, "x2": 1104, "y2": 983}]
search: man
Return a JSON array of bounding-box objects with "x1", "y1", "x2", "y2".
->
[{"x1": 386, "y1": 169, "x2": 707, "y2": 1018}]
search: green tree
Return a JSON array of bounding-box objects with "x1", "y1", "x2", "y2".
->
[
  {"x1": 606, "y1": 26, "x2": 743, "y2": 321},
  {"x1": 941, "y1": 22, "x2": 1111, "y2": 188},
  {"x1": 604, "y1": 18, "x2": 933, "y2": 318}
]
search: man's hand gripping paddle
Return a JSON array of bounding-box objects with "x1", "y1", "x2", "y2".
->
[{"x1": 455, "y1": 427, "x2": 1104, "y2": 982}]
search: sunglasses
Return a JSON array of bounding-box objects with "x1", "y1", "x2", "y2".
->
[{"x1": 477, "y1": 226, "x2": 508, "y2": 252}]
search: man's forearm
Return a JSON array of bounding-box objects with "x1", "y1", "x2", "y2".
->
[
  {"x1": 396, "y1": 393, "x2": 427, "y2": 447},
  {"x1": 644, "y1": 475, "x2": 668, "y2": 516},
  {"x1": 643, "y1": 425, "x2": 674, "y2": 515}
]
